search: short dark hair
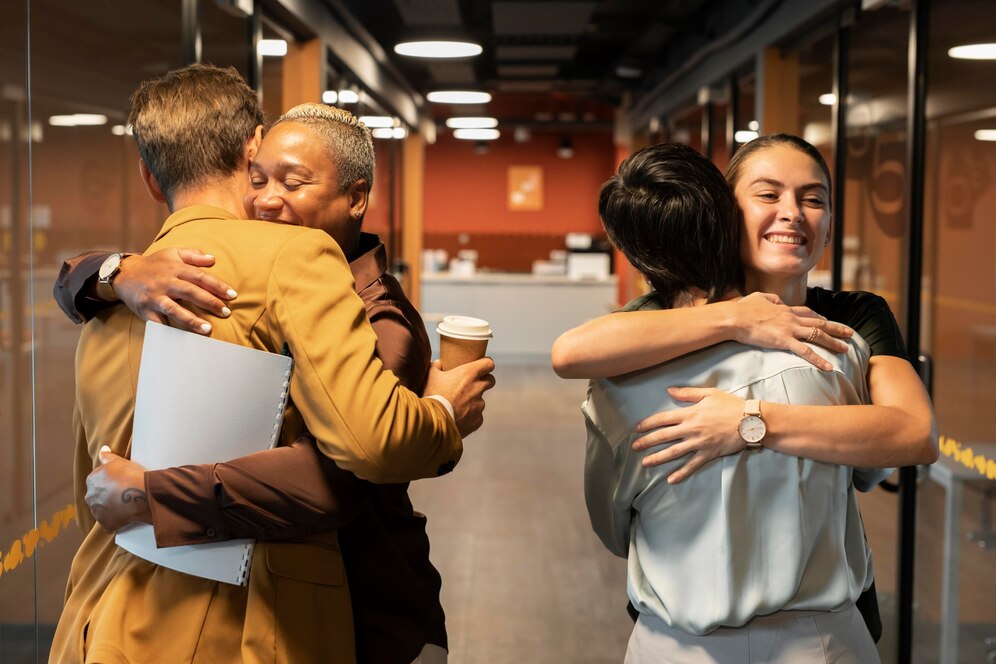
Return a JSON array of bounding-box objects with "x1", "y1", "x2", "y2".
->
[
  {"x1": 128, "y1": 64, "x2": 264, "y2": 206},
  {"x1": 726, "y1": 133, "x2": 832, "y2": 209},
  {"x1": 598, "y1": 143, "x2": 742, "y2": 308}
]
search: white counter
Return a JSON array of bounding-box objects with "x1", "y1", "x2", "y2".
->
[{"x1": 421, "y1": 272, "x2": 618, "y2": 362}]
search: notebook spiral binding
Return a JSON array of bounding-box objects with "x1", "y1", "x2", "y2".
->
[{"x1": 237, "y1": 367, "x2": 294, "y2": 586}]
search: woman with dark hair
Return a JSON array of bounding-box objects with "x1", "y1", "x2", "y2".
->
[
  {"x1": 556, "y1": 135, "x2": 937, "y2": 661},
  {"x1": 554, "y1": 134, "x2": 936, "y2": 480}
]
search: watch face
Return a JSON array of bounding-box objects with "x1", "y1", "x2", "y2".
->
[
  {"x1": 99, "y1": 253, "x2": 122, "y2": 280},
  {"x1": 738, "y1": 415, "x2": 766, "y2": 443}
]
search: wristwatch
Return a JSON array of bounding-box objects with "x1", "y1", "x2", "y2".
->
[
  {"x1": 737, "y1": 399, "x2": 766, "y2": 450},
  {"x1": 97, "y1": 253, "x2": 128, "y2": 286}
]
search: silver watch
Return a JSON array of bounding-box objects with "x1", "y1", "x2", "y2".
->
[{"x1": 97, "y1": 253, "x2": 128, "y2": 286}]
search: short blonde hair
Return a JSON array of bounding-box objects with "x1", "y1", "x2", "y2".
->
[
  {"x1": 128, "y1": 64, "x2": 263, "y2": 206},
  {"x1": 274, "y1": 103, "x2": 375, "y2": 192}
]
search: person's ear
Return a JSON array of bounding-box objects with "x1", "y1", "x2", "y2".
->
[
  {"x1": 138, "y1": 159, "x2": 167, "y2": 204},
  {"x1": 246, "y1": 125, "x2": 264, "y2": 161},
  {"x1": 348, "y1": 179, "x2": 370, "y2": 220}
]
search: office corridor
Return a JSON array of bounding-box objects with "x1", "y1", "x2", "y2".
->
[{"x1": 409, "y1": 363, "x2": 633, "y2": 662}]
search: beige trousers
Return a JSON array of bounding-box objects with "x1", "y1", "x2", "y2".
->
[{"x1": 625, "y1": 605, "x2": 880, "y2": 664}]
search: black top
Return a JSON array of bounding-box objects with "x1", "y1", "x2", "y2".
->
[{"x1": 805, "y1": 287, "x2": 908, "y2": 361}]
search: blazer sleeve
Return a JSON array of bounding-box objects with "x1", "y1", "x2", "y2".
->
[
  {"x1": 145, "y1": 435, "x2": 373, "y2": 547},
  {"x1": 269, "y1": 233, "x2": 462, "y2": 483},
  {"x1": 53, "y1": 251, "x2": 115, "y2": 324}
]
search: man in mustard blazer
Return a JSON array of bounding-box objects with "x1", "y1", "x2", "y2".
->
[{"x1": 50, "y1": 64, "x2": 493, "y2": 664}]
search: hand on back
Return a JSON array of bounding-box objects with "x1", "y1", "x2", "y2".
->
[
  {"x1": 113, "y1": 247, "x2": 237, "y2": 334},
  {"x1": 731, "y1": 292, "x2": 853, "y2": 370}
]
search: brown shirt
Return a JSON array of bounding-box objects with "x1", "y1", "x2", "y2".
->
[{"x1": 54, "y1": 232, "x2": 446, "y2": 662}]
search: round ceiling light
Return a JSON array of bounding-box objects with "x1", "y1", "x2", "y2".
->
[
  {"x1": 445, "y1": 117, "x2": 498, "y2": 129},
  {"x1": 818, "y1": 93, "x2": 837, "y2": 106},
  {"x1": 395, "y1": 40, "x2": 482, "y2": 58},
  {"x1": 453, "y1": 128, "x2": 500, "y2": 140},
  {"x1": 427, "y1": 90, "x2": 492, "y2": 104},
  {"x1": 948, "y1": 43, "x2": 996, "y2": 60}
]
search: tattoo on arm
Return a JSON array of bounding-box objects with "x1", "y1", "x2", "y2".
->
[{"x1": 121, "y1": 488, "x2": 148, "y2": 503}]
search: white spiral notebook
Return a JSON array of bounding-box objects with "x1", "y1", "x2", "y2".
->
[{"x1": 115, "y1": 321, "x2": 293, "y2": 586}]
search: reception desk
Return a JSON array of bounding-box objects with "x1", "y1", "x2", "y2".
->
[{"x1": 421, "y1": 272, "x2": 618, "y2": 362}]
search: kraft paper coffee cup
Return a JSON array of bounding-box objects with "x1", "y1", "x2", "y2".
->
[{"x1": 437, "y1": 316, "x2": 493, "y2": 370}]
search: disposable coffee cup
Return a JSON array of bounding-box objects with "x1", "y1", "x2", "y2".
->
[{"x1": 437, "y1": 315, "x2": 493, "y2": 370}]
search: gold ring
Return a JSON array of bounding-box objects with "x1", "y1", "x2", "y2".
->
[{"x1": 806, "y1": 327, "x2": 819, "y2": 343}]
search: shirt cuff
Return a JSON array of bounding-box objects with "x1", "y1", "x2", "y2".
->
[{"x1": 425, "y1": 394, "x2": 455, "y2": 422}]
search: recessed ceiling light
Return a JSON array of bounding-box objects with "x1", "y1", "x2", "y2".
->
[
  {"x1": 747, "y1": 120, "x2": 759, "y2": 131},
  {"x1": 394, "y1": 40, "x2": 482, "y2": 58},
  {"x1": 259, "y1": 39, "x2": 288, "y2": 57},
  {"x1": 948, "y1": 43, "x2": 996, "y2": 60},
  {"x1": 734, "y1": 130, "x2": 759, "y2": 143},
  {"x1": 371, "y1": 127, "x2": 408, "y2": 139},
  {"x1": 974, "y1": 129, "x2": 996, "y2": 141},
  {"x1": 111, "y1": 124, "x2": 133, "y2": 136},
  {"x1": 445, "y1": 117, "x2": 498, "y2": 129},
  {"x1": 322, "y1": 90, "x2": 338, "y2": 104},
  {"x1": 359, "y1": 116, "x2": 395, "y2": 128},
  {"x1": 427, "y1": 90, "x2": 492, "y2": 104},
  {"x1": 819, "y1": 93, "x2": 837, "y2": 106},
  {"x1": 49, "y1": 113, "x2": 108, "y2": 127},
  {"x1": 453, "y1": 128, "x2": 500, "y2": 140},
  {"x1": 337, "y1": 90, "x2": 360, "y2": 104}
]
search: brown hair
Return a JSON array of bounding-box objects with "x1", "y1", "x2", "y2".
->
[
  {"x1": 725, "y1": 133, "x2": 832, "y2": 209},
  {"x1": 128, "y1": 64, "x2": 263, "y2": 206},
  {"x1": 273, "y1": 103, "x2": 375, "y2": 193}
]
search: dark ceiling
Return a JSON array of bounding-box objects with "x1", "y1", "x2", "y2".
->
[{"x1": 332, "y1": 0, "x2": 762, "y2": 123}]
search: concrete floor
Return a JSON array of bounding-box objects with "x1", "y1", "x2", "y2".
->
[{"x1": 408, "y1": 363, "x2": 634, "y2": 662}]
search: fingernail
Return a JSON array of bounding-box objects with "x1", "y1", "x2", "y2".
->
[
  {"x1": 226, "y1": 289, "x2": 238, "y2": 299},
  {"x1": 204, "y1": 254, "x2": 215, "y2": 260},
  {"x1": 200, "y1": 322, "x2": 212, "y2": 334},
  {"x1": 221, "y1": 306, "x2": 231, "y2": 317},
  {"x1": 100, "y1": 445, "x2": 111, "y2": 454}
]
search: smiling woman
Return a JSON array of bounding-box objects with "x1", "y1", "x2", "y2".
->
[{"x1": 246, "y1": 103, "x2": 374, "y2": 259}]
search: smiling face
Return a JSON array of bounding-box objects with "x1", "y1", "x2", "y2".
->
[
  {"x1": 733, "y1": 144, "x2": 832, "y2": 290},
  {"x1": 244, "y1": 121, "x2": 365, "y2": 255}
]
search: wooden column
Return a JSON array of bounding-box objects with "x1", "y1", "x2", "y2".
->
[
  {"x1": 757, "y1": 47, "x2": 799, "y2": 135},
  {"x1": 401, "y1": 133, "x2": 425, "y2": 308},
  {"x1": 281, "y1": 38, "x2": 324, "y2": 111}
]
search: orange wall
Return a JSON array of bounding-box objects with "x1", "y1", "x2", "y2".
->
[{"x1": 424, "y1": 131, "x2": 614, "y2": 236}]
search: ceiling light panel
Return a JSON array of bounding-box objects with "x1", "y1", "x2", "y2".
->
[
  {"x1": 453, "y1": 128, "x2": 500, "y2": 140},
  {"x1": 492, "y1": 1, "x2": 597, "y2": 36},
  {"x1": 445, "y1": 117, "x2": 499, "y2": 129},
  {"x1": 427, "y1": 91, "x2": 492, "y2": 104},
  {"x1": 949, "y1": 43, "x2": 996, "y2": 60},
  {"x1": 395, "y1": 41, "x2": 482, "y2": 58},
  {"x1": 392, "y1": 0, "x2": 461, "y2": 26}
]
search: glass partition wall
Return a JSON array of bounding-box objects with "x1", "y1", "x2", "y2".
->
[
  {"x1": 0, "y1": 2, "x2": 403, "y2": 660},
  {"x1": 659, "y1": 2, "x2": 995, "y2": 662}
]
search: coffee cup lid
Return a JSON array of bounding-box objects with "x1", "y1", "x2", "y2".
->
[{"x1": 437, "y1": 315, "x2": 493, "y2": 340}]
